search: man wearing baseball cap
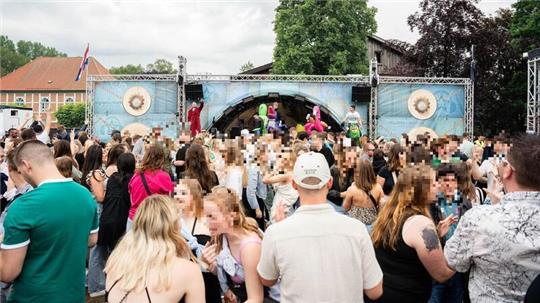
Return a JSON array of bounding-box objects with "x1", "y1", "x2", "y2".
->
[{"x1": 257, "y1": 152, "x2": 383, "y2": 302}]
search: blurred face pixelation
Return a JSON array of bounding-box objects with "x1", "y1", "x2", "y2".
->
[
  {"x1": 204, "y1": 200, "x2": 232, "y2": 237},
  {"x1": 175, "y1": 183, "x2": 192, "y2": 211},
  {"x1": 439, "y1": 174, "x2": 457, "y2": 197}
]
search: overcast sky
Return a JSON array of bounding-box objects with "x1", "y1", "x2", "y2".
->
[{"x1": 0, "y1": 0, "x2": 516, "y2": 74}]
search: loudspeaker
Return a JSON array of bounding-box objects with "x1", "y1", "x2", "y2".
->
[
  {"x1": 185, "y1": 84, "x2": 203, "y2": 101},
  {"x1": 352, "y1": 86, "x2": 371, "y2": 103}
]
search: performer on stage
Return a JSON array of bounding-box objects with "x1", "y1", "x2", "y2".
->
[
  {"x1": 304, "y1": 106, "x2": 327, "y2": 135},
  {"x1": 187, "y1": 99, "x2": 204, "y2": 137},
  {"x1": 343, "y1": 104, "x2": 362, "y2": 146}
]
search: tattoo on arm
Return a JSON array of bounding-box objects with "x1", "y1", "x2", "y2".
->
[{"x1": 421, "y1": 228, "x2": 440, "y2": 252}]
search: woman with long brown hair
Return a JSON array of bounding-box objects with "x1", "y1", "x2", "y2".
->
[
  {"x1": 377, "y1": 143, "x2": 406, "y2": 200},
  {"x1": 182, "y1": 144, "x2": 219, "y2": 194},
  {"x1": 105, "y1": 195, "x2": 204, "y2": 303},
  {"x1": 343, "y1": 159, "x2": 384, "y2": 226},
  {"x1": 128, "y1": 144, "x2": 174, "y2": 229},
  {"x1": 204, "y1": 186, "x2": 277, "y2": 303},
  {"x1": 371, "y1": 164, "x2": 456, "y2": 303}
]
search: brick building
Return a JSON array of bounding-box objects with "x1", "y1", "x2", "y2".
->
[{"x1": 0, "y1": 57, "x2": 109, "y2": 115}]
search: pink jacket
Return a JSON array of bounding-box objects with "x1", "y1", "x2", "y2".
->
[{"x1": 128, "y1": 169, "x2": 174, "y2": 220}]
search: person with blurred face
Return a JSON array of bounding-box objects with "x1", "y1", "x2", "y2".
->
[
  {"x1": 258, "y1": 152, "x2": 383, "y2": 302},
  {"x1": 204, "y1": 186, "x2": 277, "y2": 303},
  {"x1": 372, "y1": 164, "x2": 456, "y2": 303},
  {"x1": 428, "y1": 163, "x2": 467, "y2": 303},
  {"x1": 445, "y1": 134, "x2": 540, "y2": 302},
  {"x1": 310, "y1": 131, "x2": 335, "y2": 168},
  {"x1": 1, "y1": 140, "x2": 98, "y2": 302}
]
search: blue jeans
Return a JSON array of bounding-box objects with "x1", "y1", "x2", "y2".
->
[
  {"x1": 87, "y1": 244, "x2": 111, "y2": 294},
  {"x1": 429, "y1": 272, "x2": 465, "y2": 303}
]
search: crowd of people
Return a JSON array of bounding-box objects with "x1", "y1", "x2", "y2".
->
[{"x1": 0, "y1": 109, "x2": 539, "y2": 303}]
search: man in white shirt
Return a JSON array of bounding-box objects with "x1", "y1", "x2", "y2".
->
[
  {"x1": 33, "y1": 110, "x2": 52, "y2": 145},
  {"x1": 343, "y1": 105, "x2": 362, "y2": 146},
  {"x1": 344, "y1": 105, "x2": 362, "y2": 126},
  {"x1": 257, "y1": 152, "x2": 383, "y2": 303}
]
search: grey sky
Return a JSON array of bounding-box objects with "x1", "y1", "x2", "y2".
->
[{"x1": 0, "y1": 0, "x2": 516, "y2": 74}]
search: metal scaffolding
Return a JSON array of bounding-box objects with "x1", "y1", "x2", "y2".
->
[
  {"x1": 177, "y1": 56, "x2": 187, "y2": 125},
  {"x1": 85, "y1": 76, "x2": 95, "y2": 135},
  {"x1": 368, "y1": 57, "x2": 379, "y2": 139},
  {"x1": 86, "y1": 56, "x2": 473, "y2": 137},
  {"x1": 186, "y1": 74, "x2": 371, "y2": 83},
  {"x1": 526, "y1": 48, "x2": 540, "y2": 135}
]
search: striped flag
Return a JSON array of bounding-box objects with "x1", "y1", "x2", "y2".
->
[{"x1": 75, "y1": 43, "x2": 89, "y2": 81}]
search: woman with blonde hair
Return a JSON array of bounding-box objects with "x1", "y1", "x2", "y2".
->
[
  {"x1": 371, "y1": 164, "x2": 456, "y2": 303},
  {"x1": 176, "y1": 179, "x2": 222, "y2": 303},
  {"x1": 104, "y1": 195, "x2": 204, "y2": 303},
  {"x1": 343, "y1": 159, "x2": 384, "y2": 226},
  {"x1": 204, "y1": 186, "x2": 278, "y2": 303}
]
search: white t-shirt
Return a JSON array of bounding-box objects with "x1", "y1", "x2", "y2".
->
[
  {"x1": 36, "y1": 131, "x2": 50, "y2": 144},
  {"x1": 257, "y1": 203, "x2": 383, "y2": 303},
  {"x1": 344, "y1": 111, "x2": 361, "y2": 124}
]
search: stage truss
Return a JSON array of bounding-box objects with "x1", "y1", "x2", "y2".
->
[
  {"x1": 526, "y1": 49, "x2": 540, "y2": 135},
  {"x1": 86, "y1": 57, "x2": 474, "y2": 138}
]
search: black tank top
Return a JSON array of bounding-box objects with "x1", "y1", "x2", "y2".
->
[{"x1": 374, "y1": 223, "x2": 432, "y2": 303}]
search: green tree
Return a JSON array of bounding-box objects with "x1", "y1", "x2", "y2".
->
[
  {"x1": 510, "y1": 0, "x2": 540, "y2": 52},
  {"x1": 407, "y1": 0, "x2": 483, "y2": 77},
  {"x1": 473, "y1": 9, "x2": 524, "y2": 134},
  {"x1": 0, "y1": 36, "x2": 29, "y2": 76},
  {"x1": 109, "y1": 64, "x2": 145, "y2": 74},
  {"x1": 55, "y1": 103, "x2": 86, "y2": 128},
  {"x1": 145, "y1": 58, "x2": 177, "y2": 74},
  {"x1": 16, "y1": 40, "x2": 67, "y2": 60},
  {"x1": 0, "y1": 35, "x2": 66, "y2": 76},
  {"x1": 240, "y1": 61, "x2": 255, "y2": 73},
  {"x1": 272, "y1": 0, "x2": 377, "y2": 75}
]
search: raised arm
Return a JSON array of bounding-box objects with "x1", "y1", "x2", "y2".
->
[
  {"x1": 44, "y1": 109, "x2": 52, "y2": 135},
  {"x1": 17, "y1": 116, "x2": 32, "y2": 131},
  {"x1": 262, "y1": 173, "x2": 289, "y2": 185}
]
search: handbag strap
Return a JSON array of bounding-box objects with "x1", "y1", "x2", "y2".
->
[
  {"x1": 140, "y1": 172, "x2": 152, "y2": 196},
  {"x1": 362, "y1": 189, "x2": 378, "y2": 210}
]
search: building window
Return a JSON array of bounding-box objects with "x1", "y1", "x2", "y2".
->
[
  {"x1": 15, "y1": 96, "x2": 25, "y2": 106},
  {"x1": 40, "y1": 97, "x2": 50, "y2": 112},
  {"x1": 65, "y1": 96, "x2": 75, "y2": 104}
]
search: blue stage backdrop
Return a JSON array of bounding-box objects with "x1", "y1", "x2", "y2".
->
[
  {"x1": 377, "y1": 83, "x2": 465, "y2": 138},
  {"x1": 201, "y1": 81, "x2": 369, "y2": 134},
  {"x1": 93, "y1": 81, "x2": 178, "y2": 142}
]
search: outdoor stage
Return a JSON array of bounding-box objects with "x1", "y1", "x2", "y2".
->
[{"x1": 85, "y1": 57, "x2": 474, "y2": 141}]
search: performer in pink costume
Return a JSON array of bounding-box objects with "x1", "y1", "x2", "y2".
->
[{"x1": 304, "y1": 106, "x2": 327, "y2": 135}]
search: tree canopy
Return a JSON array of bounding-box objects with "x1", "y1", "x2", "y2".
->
[
  {"x1": 402, "y1": 0, "x2": 540, "y2": 134},
  {"x1": 240, "y1": 61, "x2": 255, "y2": 73},
  {"x1": 0, "y1": 36, "x2": 66, "y2": 76},
  {"x1": 109, "y1": 58, "x2": 177, "y2": 74},
  {"x1": 272, "y1": 0, "x2": 377, "y2": 75}
]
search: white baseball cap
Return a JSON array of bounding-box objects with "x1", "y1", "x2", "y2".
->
[{"x1": 293, "y1": 152, "x2": 331, "y2": 190}]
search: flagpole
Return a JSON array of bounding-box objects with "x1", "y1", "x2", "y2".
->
[{"x1": 84, "y1": 43, "x2": 89, "y2": 88}]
